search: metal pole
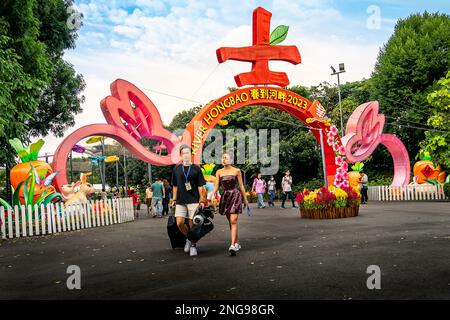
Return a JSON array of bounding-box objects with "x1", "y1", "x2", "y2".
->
[
  {"x1": 319, "y1": 129, "x2": 328, "y2": 187},
  {"x1": 123, "y1": 149, "x2": 128, "y2": 192},
  {"x1": 70, "y1": 150, "x2": 74, "y2": 183},
  {"x1": 91, "y1": 163, "x2": 94, "y2": 185},
  {"x1": 337, "y1": 73, "x2": 344, "y2": 136},
  {"x1": 98, "y1": 164, "x2": 102, "y2": 190},
  {"x1": 116, "y1": 161, "x2": 119, "y2": 189},
  {"x1": 147, "y1": 163, "x2": 153, "y2": 185},
  {"x1": 101, "y1": 138, "x2": 106, "y2": 191}
]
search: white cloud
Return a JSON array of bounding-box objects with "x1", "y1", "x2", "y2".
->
[
  {"x1": 113, "y1": 25, "x2": 143, "y2": 38},
  {"x1": 108, "y1": 8, "x2": 129, "y2": 24}
]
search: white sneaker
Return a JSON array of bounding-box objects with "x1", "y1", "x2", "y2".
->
[
  {"x1": 184, "y1": 239, "x2": 192, "y2": 253},
  {"x1": 189, "y1": 245, "x2": 198, "y2": 257},
  {"x1": 228, "y1": 244, "x2": 237, "y2": 256},
  {"x1": 234, "y1": 243, "x2": 241, "y2": 251}
]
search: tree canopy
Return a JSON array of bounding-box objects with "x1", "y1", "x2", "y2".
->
[
  {"x1": 0, "y1": 0, "x2": 85, "y2": 165},
  {"x1": 371, "y1": 11, "x2": 450, "y2": 158}
]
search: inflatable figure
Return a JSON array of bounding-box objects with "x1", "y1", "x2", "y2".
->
[
  {"x1": 61, "y1": 173, "x2": 95, "y2": 205},
  {"x1": 201, "y1": 164, "x2": 220, "y2": 209}
]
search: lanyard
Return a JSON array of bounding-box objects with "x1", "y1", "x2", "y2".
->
[{"x1": 182, "y1": 164, "x2": 192, "y2": 183}]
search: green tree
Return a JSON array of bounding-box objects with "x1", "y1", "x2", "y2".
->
[
  {"x1": 420, "y1": 71, "x2": 450, "y2": 170},
  {"x1": 0, "y1": 0, "x2": 85, "y2": 165},
  {"x1": 310, "y1": 80, "x2": 372, "y2": 134},
  {"x1": 371, "y1": 12, "x2": 450, "y2": 158},
  {"x1": 168, "y1": 105, "x2": 201, "y2": 131}
]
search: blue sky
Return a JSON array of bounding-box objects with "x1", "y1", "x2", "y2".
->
[{"x1": 39, "y1": 0, "x2": 450, "y2": 154}]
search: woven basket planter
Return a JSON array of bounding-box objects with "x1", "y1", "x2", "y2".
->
[{"x1": 299, "y1": 206, "x2": 359, "y2": 219}]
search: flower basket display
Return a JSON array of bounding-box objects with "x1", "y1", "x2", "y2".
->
[
  {"x1": 299, "y1": 206, "x2": 359, "y2": 219},
  {"x1": 296, "y1": 186, "x2": 361, "y2": 219},
  {"x1": 245, "y1": 191, "x2": 258, "y2": 203}
]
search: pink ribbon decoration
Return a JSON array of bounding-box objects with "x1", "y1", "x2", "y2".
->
[
  {"x1": 341, "y1": 101, "x2": 410, "y2": 186},
  {"x1": 52, "y1": 79, "x2": 182, "y2": 191}
]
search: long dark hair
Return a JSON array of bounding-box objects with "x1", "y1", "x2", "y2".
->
[{"x1": 163, "y1": 179, "x2": 170, "y2": 189}]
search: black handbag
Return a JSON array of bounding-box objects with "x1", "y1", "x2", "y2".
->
[{"x1": 187, "y1": 206, "x2": 215, "y2": 243}]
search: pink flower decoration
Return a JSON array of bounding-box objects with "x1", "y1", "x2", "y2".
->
[
  {"x1": 335, "y1": 157, "x2": 344, "y2": 166},
  {"x1": 338, "y1": 145, "x2": 346, "y2": 156},
  {"x1": 342, "y1": 171, "x2": 349, "y2": 180},
  {"x1": 342, "y1": 162, "x2": 349, "y2": 171},
  {"x1": 327, "y1": 137, "x2": 334, "y2": 145},
  {"x1": 343, "y1": 180, "x2": 350, "y2": 188},
  {"x1": 332, "y1": 143, "x2": 340, "y2": 152}
]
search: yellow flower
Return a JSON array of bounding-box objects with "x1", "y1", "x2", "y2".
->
[
  {"x1": 352, "y1": 186, "x2": 361, "y2": 196},
  {"x1": 332, "y1": 187, "x2": 348, "y2": 200},
  {"x1": 304, "y1": 192, "x2": 317, "y2": 203}
]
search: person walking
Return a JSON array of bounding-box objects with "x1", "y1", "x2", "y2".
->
[
  {"x1": 281, "y1": 170, "x2": 298, "y2": 209},
  {"x1": 360, "y1": 171, "x2": 369, "y2": 204},
  {"x1": 151, "y1": 178, "x2": 165, "y2": 218},
  {"x1": 251, "y1": 173, "x2": 266, "y2": 209},
  {"x1": 171, "y1": 145, "x2": 206, "y2": 257},
  {"x1": 212, "y1": 152, "x2": 248, "y2": 256},
  {"x1": 267, "y1": 176, "x2": 276, "y2": 207},
  {"x1": 162, "y1": 179, "x2": 172, "y2": 216},
  {"x1": 130, "y1": 189, "x2": 139, "y2": 219},
  {"x1": 145, "y1": 183, "x2": 153, "y2": 216}
]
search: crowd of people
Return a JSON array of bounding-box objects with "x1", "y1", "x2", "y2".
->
[
  {"x1": 92, "y1": 145, "x2": 368, "y2": 256},
  {"x1": 250, "y1": 170, "x2": 298, "y2": 209},
  {"x1": 88, "y1": 148, "x2": 370, "y2": 258},
  {"x1": 115, "y1": 145, "x2": 376, "y2": 258}
]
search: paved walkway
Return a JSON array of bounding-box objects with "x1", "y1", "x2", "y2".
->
[{"x1": 0, "y1": 201, "x2": 449, "y2": 299}]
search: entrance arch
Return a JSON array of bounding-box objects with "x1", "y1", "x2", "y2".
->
[
  {"x1": 52, "y1": 80, "x2": 346, "y2": 191},
  {"x1": 182, "y1": 86, "x2": 343, "y2": 186}
]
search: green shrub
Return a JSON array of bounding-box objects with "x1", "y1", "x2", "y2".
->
[
  {"x1": 368, "y1": 175, "x2": 392, "y2": 186},
  {"x1": 293, "y1": 178, "x2": 324, "y2": 192}
]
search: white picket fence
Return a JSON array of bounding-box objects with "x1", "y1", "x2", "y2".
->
[
  {"x1": 367, "y1": 185, "x2": 447, "y2": 201},
  {"x1": 0, "y1": 198, "x2": 134, "y2": 240}
]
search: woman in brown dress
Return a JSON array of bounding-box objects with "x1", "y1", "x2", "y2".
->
[{"x1": 212, "y1": 153, "x2": 248, "y2": 255}]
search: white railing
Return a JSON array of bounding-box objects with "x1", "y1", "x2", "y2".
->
[
  {"x1": 367, "y1": 185, "x2": 447, "y2": 201},
  {"x1": 0, "y1": 198, "x2": 134, "y2": 240}
]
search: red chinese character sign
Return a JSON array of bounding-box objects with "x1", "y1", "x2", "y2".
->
[{"x1": 216, "y1": 7, "x2": 301, "y2": 87}]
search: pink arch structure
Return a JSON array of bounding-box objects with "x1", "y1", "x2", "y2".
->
[{"x1": 341, "y1": 101, "x2": 410, "y2": 186}]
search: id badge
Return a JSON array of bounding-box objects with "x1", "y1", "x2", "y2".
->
[{"x1": 185, "y1": 182, "x2": 192, "y2": 191}]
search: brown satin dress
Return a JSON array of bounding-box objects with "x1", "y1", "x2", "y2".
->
[{"x1": 218, "y1": 175, "x2": 243, "y2": 215}]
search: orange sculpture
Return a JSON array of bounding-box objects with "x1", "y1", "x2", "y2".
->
[{"x1": 413, "y1": 152, "x2": 446, "y2": 184}]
